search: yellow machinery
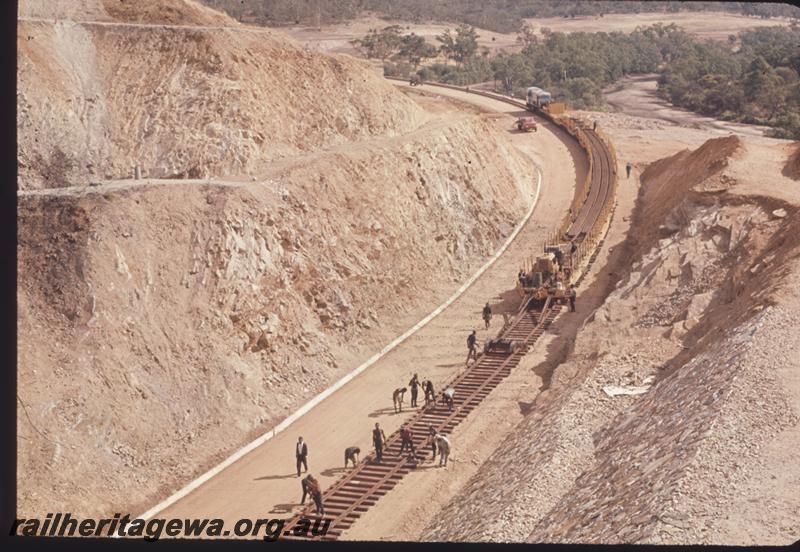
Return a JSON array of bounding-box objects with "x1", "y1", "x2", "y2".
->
[{"x1": 516, "y1": 243, "x2": 575, "y2": 306}]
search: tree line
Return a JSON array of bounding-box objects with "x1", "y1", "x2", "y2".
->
[
  {"x1": 368, "y1": 22, "x2": 799, "y2": 139},
  {"x1": 659, "y1": 26, "x2": 800, "y2": 138},
  {"x1": 201, "y1": 1, "x2": 799, "y2": 34}
]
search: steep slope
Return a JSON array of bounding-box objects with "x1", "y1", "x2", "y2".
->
[
  {"x1": 17, "y1": 1, "x2": 540, "y2": 519},
  {"x1": 17, "y1": 0, "x2": 425, "y2": 190}
]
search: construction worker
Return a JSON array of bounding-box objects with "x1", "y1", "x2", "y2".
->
[
  {"x1": 441, "y1": 387, "x2": 455, "y2": 411},
  {"x1": 466, "y1": 330, "x2": 478, "y2": 365},
  {"x1": 626, "y1": 162, "x2": 633, "y2": 179},
  {"x1": 344, "y1": 446, "x2": 360, "y2": 468},
  {"x1": 423, "y1": 380, "x2": 436, "y2": 407},
  {"x1": 568, "y1": 284, "x2": 577, "y2": 312},
  {"x1": 309, "y1": 478, "x2": 325, "y2": 516},
  {"x1": 295, "y1": 436, "x2": 308, "y2": 477},
  {"x1": 372, "y1": 422, "x2": 387, "y2": 463},
  {"x1": 408, "y1": 373, "x2": 421, "y2": 407},
  {"x1": 482, "y1": 302, "x2": 492, "y2": 329},
  {"x1": 434, "y1": 434, "x2": 451, "y2": 467},
  {"x1": 428, "y1": 425, "x2": 437, "y2": 460},
  {"x1": 392, "y1": 387, "x2": 407, "y2": 413},
  {"x1": 300, "y1": 474, "x2": 313, "y2": 504},
  {"x1": 400, "y1": 424, "x2": 415, "y2": 454}
]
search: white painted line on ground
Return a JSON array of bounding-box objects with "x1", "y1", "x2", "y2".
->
[{"x1": 135, "y1": 167, "x2": 542, "y2": 522}]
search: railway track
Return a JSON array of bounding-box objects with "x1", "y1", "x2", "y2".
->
[
  {"x1": 282, "y1": 299, "x2": 561, "y2": 541},
  {"x1": 566, "y1": 128, "x2": 615, "y2": 239},
  {"x1": 277, "y1": 79, "x2": 617, "y2": 541}
]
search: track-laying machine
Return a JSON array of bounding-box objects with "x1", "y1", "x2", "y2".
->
[{"x1": 516, "y1": 242, "x2": 576, "y2": 307}]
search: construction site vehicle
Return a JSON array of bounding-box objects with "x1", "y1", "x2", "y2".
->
[
  {"x1": 526, "y1": 86, "x2": 552, "y2": 110},
  {"x1": 483, "y1": 338, "x2": 522, "y2": 355},
  {"x1": 516, "y1": 117, "x2": 538, "y2": 132},
  {"x1": 516, "y1": 242, "x2": 575, "y2": 306}
]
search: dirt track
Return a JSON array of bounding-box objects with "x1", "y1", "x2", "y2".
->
[{"x1": 154, "y1": 84, "x2": 584, "y2": 536}]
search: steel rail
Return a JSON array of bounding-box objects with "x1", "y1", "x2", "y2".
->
[{"x1": 278, "y1": 78, "x2": 618, "y2": 541}]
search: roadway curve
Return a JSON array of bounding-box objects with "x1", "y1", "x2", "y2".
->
[{"x1": 152, "y1": 83, "x2": 586, "y2": 540}]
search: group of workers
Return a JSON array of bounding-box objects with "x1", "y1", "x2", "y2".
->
[
  {"x1": 394, "y1": 374, "x2": 456, "y2": 413},
  {"x1": 290, "y1": 287, "x2": 583, "y2": 518}
]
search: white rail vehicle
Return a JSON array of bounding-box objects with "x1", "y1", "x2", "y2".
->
[{"x1": 526, "y1": 86, "x2": 552, "y2": 110}]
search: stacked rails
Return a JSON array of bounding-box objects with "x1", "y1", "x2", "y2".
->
[
  {"x1": 565, "y1": 127, "x2": 615, "y2": 239},
  {"x1": 281, "y1": 300, "x2": 561, "y2": 541}
]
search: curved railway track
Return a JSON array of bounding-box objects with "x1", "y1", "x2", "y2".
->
[
  {"x1": 279, "y1": 79, "x2": 617, "y2": 542},
  {"x1": 567, "y1": 129, "x2": 615, "y2": 238}
]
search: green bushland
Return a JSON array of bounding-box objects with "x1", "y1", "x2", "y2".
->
[{"x1": 389, "y1": 23, "x2": 800, "y2": 139}]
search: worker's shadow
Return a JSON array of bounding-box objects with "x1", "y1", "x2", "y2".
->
[
  {"x1": 410, "y1": 464, "x2": 440, "y2": 471},
  {"x1": 368, "y1": 407, "x2": 402, "y2": 418},
  {"x1": 493, "y1": 289, "x2": 523, "y2": 315},
  {"x1": 320, "y1": 467, "x2": 348, "y2": 477},
  {"x1": 253, "y1": 473, "x2": 297, "y2": 481},
  {"x1": 269, "y1": 503, "x2": 298, "y2": 514}
]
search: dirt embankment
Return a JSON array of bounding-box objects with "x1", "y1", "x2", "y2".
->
[
  {"x1": 20, "y1": 0, "x2": 237, "y2": 25},
  {"x1": 423, "y1": 136, "x2": 800, "y2": 545},
  {"x1": 784, "y1": 142, "x2": 800, "y2": 180},
  {"x1": 17, "y1": 0, "x2": 425, "y2": 190},
  {"x1": 17, "y1": 1, "x2": 538, "y2": 519}
]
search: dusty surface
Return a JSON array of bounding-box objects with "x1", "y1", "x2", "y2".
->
[
  {"x1": 18, "y1": 1, "x2": 424, "y2": 190},
  {"x1": 17, "y1": 1, "x2": 548, "y2": 519},
  {"x1": 154, "y1": 82, "x2": 580, "y2": 532},
  {"x1": 17, "y1": 0, "x2": 800, "y2": 543},
  {"x1": 522, "y1": 11, "x2": 793, "y2": 41},
  {"x1": 275, "y1": 12, "x2": 792, "y2": 56},
  {"x1": 343, "y1": 85, "x2": 585, "y2": 540},
  {"x1": 423, "y1": 121, "x2": 800, "y2": 545}
]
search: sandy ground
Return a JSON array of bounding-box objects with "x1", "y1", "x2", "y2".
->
[
  {"x1": 17, "y1": 0, "x2": 544, "y2": 520},
  {"x1": 416, "y1": 97, "x2": 799, "y2": 544},
  {"x1": 523, "y1": 12, "x2": 793, "y2": 41},
  {"x1": 156, "y1": 84, "x2": 583, "y2": 534},
  {"x1": 276, "y1": 12, "x2": 793, "y2": 56},
  {"x1": 604, "y1": 74, "x2": 772, "y2": 138}
]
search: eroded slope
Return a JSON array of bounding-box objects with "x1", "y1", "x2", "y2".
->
[
  {"x1": 423, "y1": 137, "x2": 800, "y2": 545},
  {"x1": 17, "y1": 0, "x2": 425, "y2": 190}
]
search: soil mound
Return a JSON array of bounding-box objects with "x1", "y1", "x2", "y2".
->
[{"x1": 636, "y1": 135, "x2": 741, "y2": 237}]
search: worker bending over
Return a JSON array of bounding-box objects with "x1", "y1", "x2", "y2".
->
[{"x1": 344, "y1": 446, "x2": 360, "y2": 468}]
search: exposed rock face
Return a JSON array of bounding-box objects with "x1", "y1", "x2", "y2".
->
[
  {"x1": 17, "y1": 0, "x2": 425, "y2": 190},
  {"x1": 18, "y1": 106, "x2": 536, "y2": 517}
]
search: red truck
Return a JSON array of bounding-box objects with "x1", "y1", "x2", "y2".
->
[{"x1": 516, "y1": 117, "x2": 538, "y2": 132}]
